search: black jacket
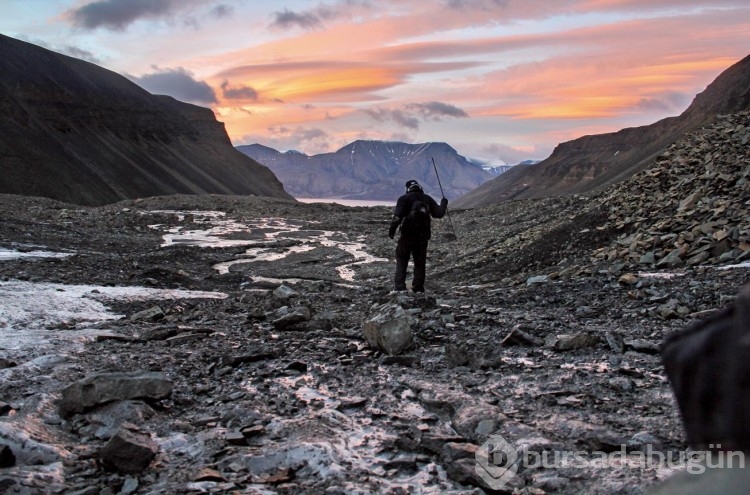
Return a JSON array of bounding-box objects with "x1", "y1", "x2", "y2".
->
[{"x1": 389, "y1": 191, "x2": 448, "y2": 242}]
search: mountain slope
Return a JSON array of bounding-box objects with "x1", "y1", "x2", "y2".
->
[
  {"x1": 237, "y1": 140, "x2": 493, "y2": 201},
  {"x1": 0, "y1": 34, "x2": 293, "y2": 206},
  {"x1": 453, "y1": 53, "x2": 750, "y2": 209}
]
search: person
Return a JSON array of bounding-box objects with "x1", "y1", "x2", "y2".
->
[{"x1": 388, "y1": 179, "x2": 448, "y2": 293}]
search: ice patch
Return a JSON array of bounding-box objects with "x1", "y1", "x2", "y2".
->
[
  {"x1": 0, "y1": 280, "x2": 226, "y2": 347},
  {"x1": 0, "y1": 247, "x2": 72, "y2": 260}
]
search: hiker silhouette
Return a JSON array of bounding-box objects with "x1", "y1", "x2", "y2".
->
[{"x1": 388, "y1": 179, "x2": 448, "y2": 293}]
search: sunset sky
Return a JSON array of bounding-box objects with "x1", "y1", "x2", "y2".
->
[{"x1": 2, "y1": 0, "x2": 749, "y2": 164}]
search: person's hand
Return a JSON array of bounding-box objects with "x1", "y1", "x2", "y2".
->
[
  {"x1": 388, "y1": 226, "x2": 396, "y2": 239},
  {"x1": 441, "y1": 197, "x2": 448, "y2": 206}
]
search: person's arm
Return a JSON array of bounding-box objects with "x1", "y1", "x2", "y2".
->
[
  {"x1": 429, "y1": 195, "x2": 448, "y2": 218},
  {"x1": 389, "y1": 196, "x2": 407, "y2": 238}
]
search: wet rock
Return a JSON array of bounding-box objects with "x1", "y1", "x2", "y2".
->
[
  {"x1": 100, "y1": 424, "x2": 158, "y2": 473},
  {"x1": 362, "y1": 304, "x2": 414, "y2": 355},
  {"x1": 59, "y1": 371, "x2": 173, "y2": 417}
]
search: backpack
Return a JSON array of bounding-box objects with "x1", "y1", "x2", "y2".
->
[{"x1": 401, "y1": 200, "x2": 430, "y2": 239}]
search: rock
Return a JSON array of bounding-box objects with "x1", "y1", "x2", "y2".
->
[
  {"x1": 605, "y1": 331, "x2": 625, "y2": 353},
  {"x1": 526, "y1": 275, "x2": 549, "y2": 286},
  {"x1": 241, "y1": 425, "x2": 266, "y2": 438},
  {"x1": 506, "y1": 326, "x2": 545, "y2": 346},
  {"x1": 452, "y1": 403, "x2": 505, "y2": 443},
  {"x1": 420, "y1": 434, "x2": 466, "y2": 455},
  {"x1": 130, "y1": 306, "x2": 164, "y2": 322},
  {"x1": 0, "y1": 358, "x2": 17, "y2": 369},
  {"x1": 272, "y1": 306, "x2": 312, "y2": 330},
  {"x1": 273, "y1": 285, "x2": 297, "y2": 299},
  {"x1": 657, "y1": 248, "x2": 685, "y2": 268},
  {"x1": 59, "y1": 371, "x2": 173, "y2": 417},
  {"x1": 362, "y1": 304, "x2": 414, "y2": 355},
  {"x1": 0, "y1": 444, "x2": 16, "y2": 468},
  {"x1": 225, "y1": 430, "x2": 248, "y2": 446},
  {"x1": 192, "y1": 468, "x2": 226, "y2": 482},
  {"x1": 100, "y1": 425, "x2": 158, "y2": 473},
  {"x1": 624, "y1": 339, "x2": 661, "y2": 354},
  {"x1": 444, "y1": 343, "x2": 469, "y2": 366},
  {"x1": 442, "y1": 442, "x2": 478, "y2": 461},
  {"x1": 549, "y1": 333, "x2": 600, "y2": 351},
  {"x1": 120, "y1": 477, "x2": 139, "y2": 494},
  {"x1": 618, "y1": 273, "x2": 639, "y2": 286}
]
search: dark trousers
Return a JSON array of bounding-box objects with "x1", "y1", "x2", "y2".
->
[{"x1": 394, "y1": 237, "x2": 428, "y2": 292}]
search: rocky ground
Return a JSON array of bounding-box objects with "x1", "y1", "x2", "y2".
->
[{"x1": 0, "y1": 113, "x2": 748, "y2": 495}]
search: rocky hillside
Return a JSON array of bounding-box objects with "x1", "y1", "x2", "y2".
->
[
  {"x1": 453, "y1": 53, "x2": 750, "y2": 209},
  {"x1": 446, "y1": 111, "x2": 750, "y2": 288},
  {"x1": 237, "y1": 141, "x2": 493, "y2": 201},
  {"x1": 0, "y1": 34, "x2": 293, "y2": 206}
]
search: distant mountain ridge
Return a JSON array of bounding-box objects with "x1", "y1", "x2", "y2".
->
[
  {"x1": 453, "y1": 53, "x2": 750, "y2": 209},
  {"x1": 237, "y1": 140, "x2": 495, "y2": 201},
  {"x1": 0, "y1": 34, "x2": 293, "y2": 206}
]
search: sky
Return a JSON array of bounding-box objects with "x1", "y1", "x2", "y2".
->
[{"x1": 2, "y1": 1, "x2": 749, "y2": 164}]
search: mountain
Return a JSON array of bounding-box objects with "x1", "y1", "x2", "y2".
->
[
  {"x1": 236, "y1": 140, "x2": 495, "y2": 201},
  {"x1": 0, "y1": 34, "x2": 293, "y2": 206},
  {"x1": 453, "y1": 53, "x2": 750, "y2": 209},
  {"x1": 466, "y1": 157, "x2": 514, "y2": 177}
]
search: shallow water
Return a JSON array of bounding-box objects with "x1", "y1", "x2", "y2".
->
[{"x1": 145, "y1": 210, "x2": 388, "y2": 282}]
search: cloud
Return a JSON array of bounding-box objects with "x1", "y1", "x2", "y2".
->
[
  {"x1": 211, "y1": 4, "x2": 233, "y2": 18},
  {"x1": 220, "y1": 81, "x2": 258, "y2": 101},
  {"x1": 269, "y1": 1, "x2": 372, "y2": 31},
  {"x1": 66, "y1": 0, "x2": 181, "y2": 30},
  {"x1": 244, "y1": 125, "x2": 334, "y2": 154},
  {"x1": 364, "y1": 102, "x2": 468, "y2": 130},
  {"x1": 446, "y1": 0, "x2": 510, "y2": 10},
  {"x1": 480, "y1": 143, "x2": 541, "y2": 164},
  {"x1": 364, "y1": 108, "x2": 420, "y2": 130},
  {"x1": 129, "y1": 67, "x2": 217, "y2": 104},
  {"x1": 406, "y1": 102, "x2": 469, "y2": 120},
  {"x1": 270, "y1": 8, "x2": 323, "y2": 30},
  {"x1": 64, "y1": 0, "x2": 222, "y2": 30},
  {"x1": 635, "y1": 92, "x2": 692, "y2": 113}
]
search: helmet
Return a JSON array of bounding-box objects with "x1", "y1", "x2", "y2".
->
[{"x1": 405, "y1": 179, "x2": 423, "y2": 193}]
